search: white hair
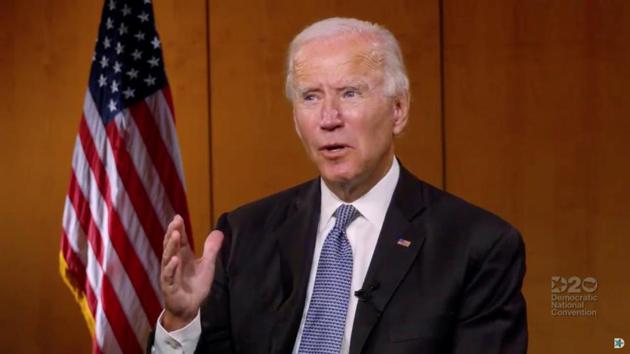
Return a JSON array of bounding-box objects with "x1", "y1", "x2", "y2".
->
[{"x1": 285, "y1": 17, "x2": 410, "y2": 100}]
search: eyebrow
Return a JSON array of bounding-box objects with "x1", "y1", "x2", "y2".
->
[
  {"x1": 296, "y1": 86, "x2": 320, "y2": 96},
  {"x1": 296, "y1": 80, "x2": 370, "y2": 96},
  {"x1": 336, "y1": 81, "x2": 369, "y2": 91}
]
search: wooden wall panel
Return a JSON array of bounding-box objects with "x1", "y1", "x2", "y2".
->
[
  {"x1": 0, "y1": 0, "x2": 209, "y2": 352},
  {"x1": 443, "y1": 2, "x2": 630, "y2": 353},
  {"x1": 0, "y1": 1, "x2": 100, "y2": 352},
  {"x1": 210, "y1": 0, "x2": 443, "y2": 217},
  {"x1": 154, "y1": 1, "x2": 211, "y2": 253}
]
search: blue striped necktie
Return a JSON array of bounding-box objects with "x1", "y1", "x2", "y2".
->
[{"x1": 299, "y1": 204, "x2": 360, "y2": 354}]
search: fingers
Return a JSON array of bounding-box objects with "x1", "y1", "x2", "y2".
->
[
  {"x1": 161, "y1": 254, "x2": 180, "y2": 288},
  {"x1": 164, "y1": 215, "x2": 187, "y2": 249},
  {"x1": 176, "y1": 217, "x2": 190, "y2": 249},
  {"x1": 173, "y1": 249, "x2": 184, "y2": 289},
  {"x1": 162, "y1": 215, "x2": 195, "y2": 270},
  {"x1": 162, "y1": 228, "x2": 181, "y2": 268},
  {"x1": 164, "y1": 215, "x2": 181, "y2": 246}
]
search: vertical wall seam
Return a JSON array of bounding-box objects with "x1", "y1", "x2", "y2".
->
[
  {"x1": 205, "y1": 0, "x2": 214, "y2": 226},
  {"x1": 438, "y1": 0, "x2": 447, "y2": 191}
]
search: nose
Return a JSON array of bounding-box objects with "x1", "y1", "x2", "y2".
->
[{"x1": 320, "y1": 97, "x2": 342, "y2": 131}]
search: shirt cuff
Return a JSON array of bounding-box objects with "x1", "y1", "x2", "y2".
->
[{"x1": 152, "y1": 310, "x2": 201, "y2": 354}]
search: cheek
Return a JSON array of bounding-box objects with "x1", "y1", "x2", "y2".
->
[
  {"x1": 357, "y1": 107, "x2": 394, "y2": 136},
  {"x1": 293, "y1": 115, "x2": 318, "y2": 151},
  {"x1": 354, "y1": 115, "x2": 395, "y2": 159}
]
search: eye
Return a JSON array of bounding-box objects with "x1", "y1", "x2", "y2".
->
[
  {"x1": 302, "y1": 92, "x2": 319, "y2": 103},
  {"x1": 342, "y1": 88, "x2": 359, "y2": 98}
]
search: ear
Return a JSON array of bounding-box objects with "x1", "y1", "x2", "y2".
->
[{"x1": 391, "y1": 92, "x2": 409, "y2": 135}]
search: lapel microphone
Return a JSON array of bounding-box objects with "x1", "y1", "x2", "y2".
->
[{"x1": 354, "y1": 282, "x2": 380, "y2": 302}]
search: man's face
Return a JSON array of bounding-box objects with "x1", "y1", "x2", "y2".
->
[{"x1": 291, "y1": 34, "x2": 408, "y2": 196}]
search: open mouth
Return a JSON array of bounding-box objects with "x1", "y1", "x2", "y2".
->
[
  {"x1": 322, "y1": 144, "x2": 347, "y2": 152},
  {"x1": 319, "y1": 144, "x2": 350, "y2": 157}
]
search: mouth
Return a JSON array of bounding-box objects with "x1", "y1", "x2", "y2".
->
[{"x1": 319, "y1": 143, "x2": 350, "y2": 158}]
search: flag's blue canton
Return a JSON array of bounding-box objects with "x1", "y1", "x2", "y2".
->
[
  {"x1": 89, "y1": 0, "x2": 167, "y2": 124},
  {"x1": 299, "y1": 204, "x2": 360, "y2": 354}
]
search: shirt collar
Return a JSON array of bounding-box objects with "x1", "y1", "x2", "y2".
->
[{"x1": 320, "y1": 158, "x2": 400, "y2": 228}]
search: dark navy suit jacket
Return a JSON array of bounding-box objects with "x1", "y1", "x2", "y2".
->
[{"x1": 160, "y1": 165, "x2": 527, "y2": 353}]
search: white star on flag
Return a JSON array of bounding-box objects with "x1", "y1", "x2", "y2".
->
[
  {"x1": 121, "y1": 4, "x2": 131, "y2": 16},
  {"x1": 151, "y1": 36, "x2": 160, "y2": 49},
  {"x1": 122, "y1": 87, "x2": 135, "y2": 99},
  {"x1": 108, "y1": 98, "x2": 116, "y2": 112},
  {"x1": 148, "y1": 57, "x2": 159, "y2": 67},
  {"x1": 131, "y1": 49, "x2": 142, "y2": 60},
  {"x1": 126, "y1": 68, "x2": 139, "y2": 79},
  {"x1": 100, "y1": 56, "x2": 109, "y2": 68},
  {"x1": 144, "y1": 75, "x2": 156, "y2": 86},
  {"x1": 138, "y1": 12, "x2": 149, "y2": 23}
]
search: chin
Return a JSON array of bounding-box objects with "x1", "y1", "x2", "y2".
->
[{"x1": 319, "y1": 163, "x2": 359, "y2": 186}]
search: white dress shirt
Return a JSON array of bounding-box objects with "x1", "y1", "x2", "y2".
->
[{"x1": 153, "y1": 159, "x2": 400, "y2": 354}]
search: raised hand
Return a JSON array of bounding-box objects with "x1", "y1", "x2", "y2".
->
[{"x1": 159, "y1": 215, "x2": 224, "y2": 331}]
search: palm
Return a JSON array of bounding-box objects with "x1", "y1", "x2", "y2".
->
[
  {"x1": 160, "y1": 215, "x2": 223, "y2": 328},
  {"x1": 167, "y1": 247, "x2": 214, "y2": 311}
]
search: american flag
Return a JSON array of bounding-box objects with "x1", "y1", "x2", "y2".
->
[
  {"x1": 59, "y1": 0, "x2": 193, "y2": 353},
  {"x1": 397, "y1": 238, "x2": 411, "y2": 248}
]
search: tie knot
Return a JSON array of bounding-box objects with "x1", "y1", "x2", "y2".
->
[{"x1": 333, "y1": 204, "x2": 360, "y2": 231}]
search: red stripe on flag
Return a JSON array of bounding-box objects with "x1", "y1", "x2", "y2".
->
[
  {"x1": 161, "y1": 86, "x2": 175, "y2": 122},
  {"x1": 105, "y1": 118, "x2": 165, "y2": 259},
  {"x1": 62, "y1": 226, "x2": 98, "y2": 322},
  {"x1": 68, "y1": 171, "x2": 104, "y2": 263},
  {"x1": 61, "y1": 229, "x2": 88, "y2": 293},
  {"x1": 67, "y1": 170, "x2": 113, "y2": 323},
  {"x1": 92, "y1": 340, "x2": 102, "y2": 354},
  {"x1": 128, "y1": 101, "x2": 193, "y2": 245},
  {"x1": 85, "y1": 278, "x2": 98, "y2": 318},
  {"x1": 66, "y1": 171, "x2": 103, "y2": 324},
  {"x1": 78, "y1": 117, "x2": 162, "y2": 323},
  {"x1": 100, "y1": 275, "x2": 143, "y2": 354}
]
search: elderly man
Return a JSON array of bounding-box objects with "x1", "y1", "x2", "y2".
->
[{"x1": 152, "y1": 17, "x2": 527, "y2": 354}]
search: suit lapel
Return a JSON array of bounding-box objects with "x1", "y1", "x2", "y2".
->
[
  {"x1": 349, "y1": 167, "x2": 428, "y2": 354},
  {"x1": 270, "y1": 179, "x2": 321, "y2": 353}
]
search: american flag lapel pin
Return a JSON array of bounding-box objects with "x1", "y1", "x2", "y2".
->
[{"x1": 397, "y1": 238, "x2": 412, "y2": 248}]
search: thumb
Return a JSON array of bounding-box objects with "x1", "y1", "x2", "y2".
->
[{"x1": 201, "y1": 230, "x2": 224, "y2": 266}]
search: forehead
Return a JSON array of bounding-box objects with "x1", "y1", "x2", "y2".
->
[{"x1": 292, "y1": 34, "x2": 384, "y2": 85}]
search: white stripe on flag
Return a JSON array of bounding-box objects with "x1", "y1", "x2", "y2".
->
[
  {"x1": 94, "y1": 300, "x2": 124, "y2": 354},
  {"x1": 71, "y1": 124, "x2": 152, "y2": 344},
  {"x1": 62, "y1": 195, "x2": 88, "y2": 266},
  {"x1": 84, "y1": 92, "x2": 163, "y2": 299},
  {"x1": 114, "y1": 111, "x2": 174, "y2": 233},
  {"x1": 145, "y1": 92, "x2": 187, "y2": 188}
]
